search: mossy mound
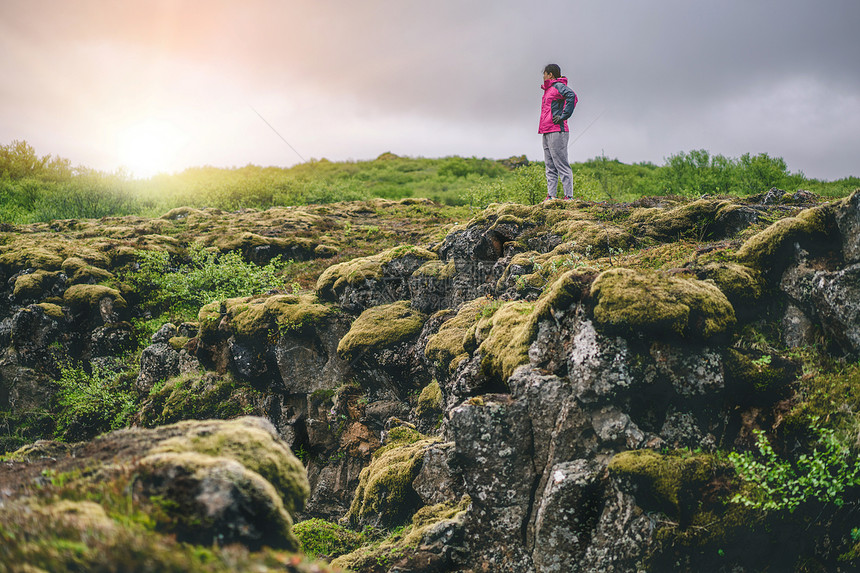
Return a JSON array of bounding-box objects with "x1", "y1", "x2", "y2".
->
[
  {"x1": 213, "y1": 231, "x2": 316, "y2": 261},
  {"x1": 724, "y1": 348, "x2": 796, "y2": 397},
  {"x1": 412, "y1": 259, "x2": 456, "y2": 280},
  {"x1": 473, "y1": 300, "x2": 538, "y2": 383},
  {"x1": 12, "y1": 270, "x2": 60, "y2": 299},
  {"x1": 344, "y1": 430, "x2": 440, "y2": 528},
  {"x1": 425, "y1": 299, "x2": 494, "y2": 374},
  {"x1": 608, "y1": 449, "x2": 715, "y2": 520},
  {"x1": 336, "y1": 300, "x2": 427, "y2": 363},
  {"x1": 736, "y1": 203, "x2": 835, "y2": 272},
  {"x1": 591, "y1": 267, "x2": 736, "y2": 339},
  {"x1": 333, "y1": 496, "x2": 470, "y2": 571},
  {"x1": 550, "y1": 219, "x2": 634, "y2": 255},
  {"x1": 147, "y1": 416, "x2": 309, "y2": 515},
  {"x1": 61, "y1": 256, "x2": 114, "y2": 284},
  {"x1": 62, "y1": 284, "x2": 127, "y2": 311},
  {"x1": 694, "y1": 262, "x2": 763, "y2": 309},
  {"x1": 627, "y1": 198, "x2": 743, "y2": 241},
  {"x1": 417, "y1": 380, "x2": 442, "y2": 418},
  {"x1": 137, "y1": 450, "x2": 299, "y2": 550},
  {"x1": 137, "y1": 372, "x2": 263, "y2": 428},
  {"x1": 198, "y1": 293, "x2": 336, "y2": 341},
  {"x1": 316, "y1": 245, "x2": 438, "y2": 302}
]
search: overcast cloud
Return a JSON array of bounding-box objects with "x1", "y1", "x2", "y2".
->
[{"x1": 1, "y1": 0, "x2": 858, "y2": 180}]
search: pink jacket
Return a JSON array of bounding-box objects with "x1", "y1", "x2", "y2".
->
[{"x1": 539, "y1": 76, "x2": 577, "y2": 134}]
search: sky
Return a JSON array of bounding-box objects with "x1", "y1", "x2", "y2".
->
[{"x1": 1, "y1": 0, "x2": 858, "y2": 180}]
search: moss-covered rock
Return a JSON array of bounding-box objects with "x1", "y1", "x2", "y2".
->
[
  {"x1": 316, "y1": 245, "x2": 438, "y2": 302},
  {"x1": 425, "y1": 299, "x2": 494, "y2": 374},
  {"x1": 35, "y1": 302, "x2": 65, "y2": 320},
  {"x1": 695, "y1": 262, "x2": 763, "y2": 310},
  {"x1": 591, "y1": 267, "x2": 736, "y2": 339},
  {"x1": 333, "y1": 496, "x2": 470, "y2": 571},
  {"x1": 61, "y1": 256, "x2": 114, "y2": 285},
  {"x1": 474, "y1": 300, "x2": 538, "y2": 382},
  {"x1": 550, "y1": 219, "x2": 634, "y2": 255},
  {"x1": 147, "y1": 417, "x2": 309, "y2": 515},
  {"x1": 336, "y1": 300, "x2": 427, "y2": 363},
  {"x1": 736, "y1": 203, "x2": 835, "y2": 272},
  {"x1": 137, "y1": 451, "x2": 299, "y2": 550},
  {"x1": 12, "y1": 270, "x2": 60, "y2": 299},
  {"x1": 344, "y1": 430, "x2": 441, "y2": 528},
  {"x1": 199, "y1": 293, "x2": 336, "y2": 341},
  {"x1": 628, "y1": 198, "x2": 752, "y2": 241},
  {"x1": 137, "y1": 372, "x2": 263, "y2": 428},
  {"x1": 416, "y1": 380, "x2": 442, "y2": 419},
  {"x1": 62, "y1": 284, "x2": 127, "y2": 311},
  {"x1": 608, "y1": 449, "x2": 715, "y2": 521}
]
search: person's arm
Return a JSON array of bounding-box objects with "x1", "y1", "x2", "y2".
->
[{"x1": 555, "y1": 83, "x2": 577, "y2": 122}]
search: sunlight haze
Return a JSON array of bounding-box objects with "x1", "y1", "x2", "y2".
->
[{"x1": 1, "y1": 0, "x2": 858, "y2": 180}]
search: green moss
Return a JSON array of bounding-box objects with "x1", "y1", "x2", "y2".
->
[
  {"x1": 475, "y1": 300, "x2": 537, "y2": 382},
  {"x1": 147, "y1": 417, "x2": 309, "y2": 516},
  {"x1": 696, "y1": 262, "x2": 763, "y2": 307},
  {"x1": 608, "y1": 449, "x2": 715, "y2": 520},
  {"x1": 627, "y1": 199, "x2": 736, "y2": 240},
  {"x1": 416, "y1": 381, "x2": 442, "y2": 418},
  {"x1": 591, "y1": 267, "x2": 736, "y2": 339},
  {"x1": 736, "y1": 204, "x2": 834, "y2": 271},
  {"x1": 337, "y1": 301, "x2": 427, "y2": 363},
  {"x1": 316, "y1": 245, "x2": 437, "y2": 301},
  {"x1": 139, "y1": 373, "x2": 263, "y2": 428},
  {"x1": 213, "y1": 231, "x2": 314, "y2": 257},
  {"x1": 293, "y1": 518, "x2": 365, "y2": 560},
  {"x1": 550, "y1": 219, "x2": 634, "y2": 254},
  {"x1": 333, "y1": 496, "x2": 470, "y2": 571},
  {"x1": 62, "y1": 284, "x2": 127, "y2": 310},
  {"x1": 168, "y1": 336, "x2": 190, "y2": 350},
  {"x1": 12, "y1": 270, "x2": 59, "y2": 298},
  {"x1": 61, "y1": 257, "x2": 114, "y2": 285},
  {"x1": 344, "y1": 433, "x2": 440, "y2": 527},
  {"x1": 424, "y1": 299, "x2": 490, "y2": 373},
  {"x1": 139, "y1": 450, "x2": 299, "y2": 550},
  {"x1": 36, "y1": 302, "x2": 65, "y2": 320},
  {"x1": 203, "y1": 293, "x2": 335, "y2": 340},
  {"x1": 197, "y1": 301, "x2": 222, "y2": 340},
  {"x1": 412, "y1": 259, "x2": 456, "y2": 279}
]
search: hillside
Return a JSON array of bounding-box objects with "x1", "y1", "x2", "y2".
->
[{"x1": 1, "y1": 186, "x2": 860, "y2": 572}]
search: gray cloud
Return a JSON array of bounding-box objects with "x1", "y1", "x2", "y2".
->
[{"x1": 1, "y1": 0, "x2": 858, "y2": 179}]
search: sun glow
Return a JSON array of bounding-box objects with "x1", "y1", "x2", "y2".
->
[{"x1": 116, "y1": 118, "x2": 187, "y2": 178}]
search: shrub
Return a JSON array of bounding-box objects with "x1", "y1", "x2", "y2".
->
[
  {"x1": 729, "y1": 425, "x2": 860, "y2": 512},
  {"x1": 125, "y1": 243, "x2": 292, "y2": 322},
  {"x1": 54, "y1": 365, "x2": 137, "y2": 442}
]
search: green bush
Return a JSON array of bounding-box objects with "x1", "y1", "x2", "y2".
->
[
  {"x1": 124, "y1": 243, "x2": 292, "y2": 322},
  {"x1": 729, "y1": 425, "x2": 860, "y2": 512},
  {"x1": 54, "y1": 365, "x2": 137, "y2": 442}
]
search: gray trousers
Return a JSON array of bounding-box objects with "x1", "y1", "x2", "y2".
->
[{"x1": 542, "y1": 131, "x2": 573, "y2": 199}]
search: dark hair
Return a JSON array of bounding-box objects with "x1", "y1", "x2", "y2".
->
[{"x1": 544, "y1": 64, "x2": 561, "y2": 78}]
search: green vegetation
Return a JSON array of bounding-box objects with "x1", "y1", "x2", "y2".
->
[
  {"x1": 54, "y1": 365, "x2": 137, "y2": 442},
  {"x1": 124, "y1": 242, "x2": 292, "y2": 323},
  {"x1": 729, "y1": 426, "x2": 860, "y2": 512},
  {"x1": 293, "y1": 518, "x2": 366, "y2": 560},
  {"x1": 2, "y1": 140, "x2": 856, "y2": 224}
]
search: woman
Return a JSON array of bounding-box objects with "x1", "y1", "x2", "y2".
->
[{"x1": 539, "y1": 64, "x2": 577, "y2": 200}]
